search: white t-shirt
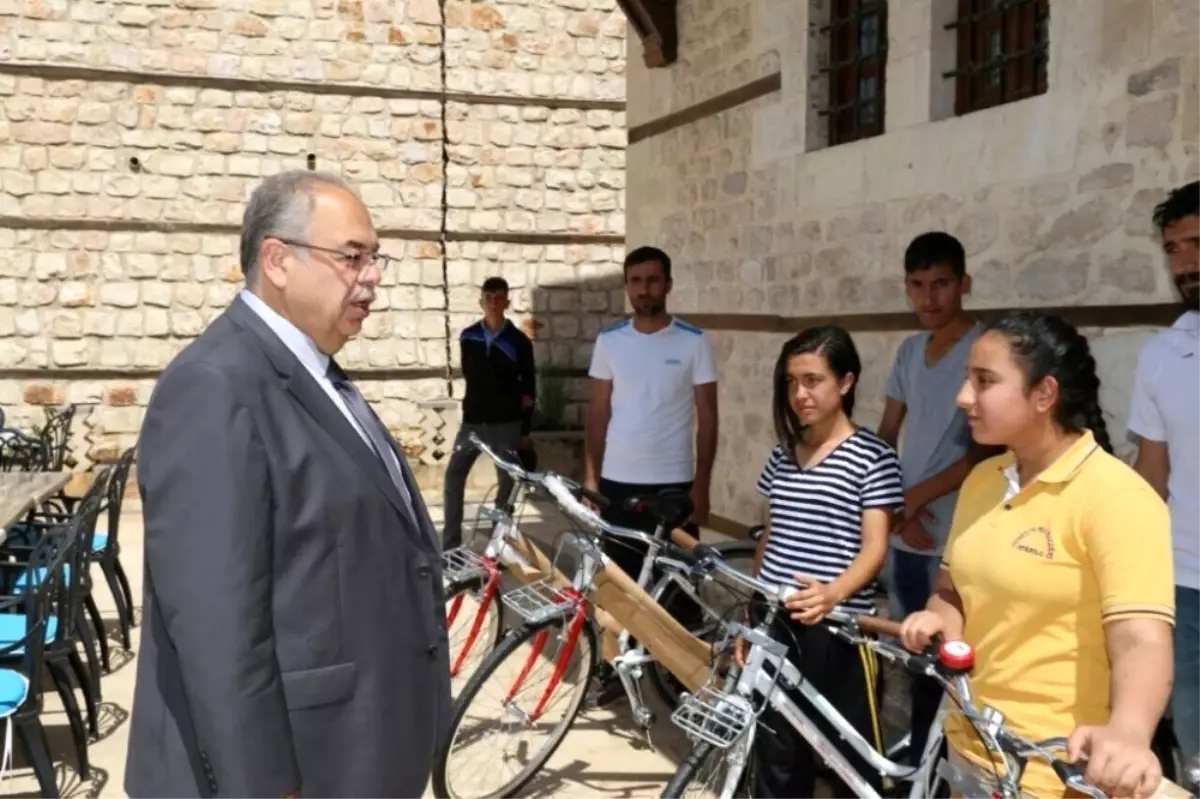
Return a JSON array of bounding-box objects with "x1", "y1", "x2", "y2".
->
[
  {"x1": 588, "y1": 317, "x2": 718, "y2": 485},
  {"x1": 1127, "y1": 310, "x2": 1199, "y2": 590}
]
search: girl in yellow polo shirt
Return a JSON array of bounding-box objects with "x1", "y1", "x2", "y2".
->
[{"x1": 899, "y1": 311, "x2": 1175, "y2": 799}]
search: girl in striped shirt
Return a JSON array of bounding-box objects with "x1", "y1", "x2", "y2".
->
[{"x1": 741, "y1": 325, "x2": 904, "y2": 798}]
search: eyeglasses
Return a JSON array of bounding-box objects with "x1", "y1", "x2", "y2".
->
[{"x1": 270, "y1": 236, "x2": 396, "y2": 272}]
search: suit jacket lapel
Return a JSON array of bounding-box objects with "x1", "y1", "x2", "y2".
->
[
  {"x1": 387, "y1": 438, "x2": 441, "y2": 551},
  {"x1": 225, "y1": 300, "x2": 421, "y2": 537}
]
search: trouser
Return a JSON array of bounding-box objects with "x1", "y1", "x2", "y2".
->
[
  {"x1": 1173, "y1": 585, "x2": 1199, "y2": 787},
  {"x1": 889, "y1": 548, "x2": 945, "y2": 766},
  {"x1": 751, "y1": 614, "x2": 885, "y2": 798},
  {"x1": 441, "y1": 421, "x2": 522, "y2": 551},
  {"x1": 596, "y1": 477, "x2": 703, "y2": 634}
]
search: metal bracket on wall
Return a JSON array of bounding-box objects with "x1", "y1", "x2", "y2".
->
[{"x1": 616, "y1": 0, "x2": 678, "y2": 68}]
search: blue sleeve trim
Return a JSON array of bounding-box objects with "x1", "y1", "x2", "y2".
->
[{"x1": 672, "y1": 318, "x2": 704, "y2": 335}]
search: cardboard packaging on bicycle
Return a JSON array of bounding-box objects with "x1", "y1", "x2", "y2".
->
[{"x1": 506, "y1": 535, "x2": 714, "y2": 693}]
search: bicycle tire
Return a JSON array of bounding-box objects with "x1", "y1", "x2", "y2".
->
[
  {"x1": 647, "y1": 539, "x2": 759, "y2": 711},
  {"x1": 431, "y1": 617, "x2": 598, "y2": 799},
  {"x1": 445, "y1": 578, "x2": 506, "y2": 687},
  {"x1": 661, "y1": 739, "x2": 750, "y2": 799}
]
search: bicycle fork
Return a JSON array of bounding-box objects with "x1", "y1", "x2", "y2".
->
[
  {"x1": 501, "y1": 591, "x2": 590, "y2": 725},
  {"x1": 446, "y1": 559, "x2": 502, "y2": 678}
]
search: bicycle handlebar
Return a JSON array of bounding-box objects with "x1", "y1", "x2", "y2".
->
[
  {"x1": 666, "y1": 528, "x2": 904, "y2": 639},
  {"x1": 467, "y1": 432, "x2": 612, "y2": 509},
  {"x1": 466, "y1": 432, "x2": 537, "y2": 481},
  {"x1": 540, "y1": 472, "x2": 659, "y2": 549}
]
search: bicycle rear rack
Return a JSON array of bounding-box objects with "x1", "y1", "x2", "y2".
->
[
  {"x1": 671, "y1": 685, "x2": 755, "y2": 749},
  {"x1": 442, "y1": 546, "x2": 492, "y2": 586},
  {"x1": 501, "y1": 579, "x2": 579, "y2": 625}
]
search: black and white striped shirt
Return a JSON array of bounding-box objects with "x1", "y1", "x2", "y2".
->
[{"x1": 756, "y1": 430, "x2": 904, "y2": 615}]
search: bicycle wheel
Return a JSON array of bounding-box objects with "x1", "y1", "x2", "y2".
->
[
  {"x1": 648, "y1": 539, "x2": 759, "y2": 710},
  {"x1": 662, "y1": 740, "x2": 751, "y2": 799},
  {"x1": 445, "y1": 575, "x2": 505, "y2": 694},
  {"x1": 432, "y1": 615, "x2": 598, "y2": 798}
]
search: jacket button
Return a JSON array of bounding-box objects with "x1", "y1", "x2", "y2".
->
[
  {"x1": 425, "y1": 644, "x2": 438, "y2": 659},
  {"x1": 417, "y1": 565, "x2": 431, "y2": 579}
]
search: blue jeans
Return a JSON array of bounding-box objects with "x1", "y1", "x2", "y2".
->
[
  {"x1": 888, "y1": 549, "x2": 944, "y2": 766},
  {"x1": 887, "y1": 548, "x2": 942, "y2": 621},
  {"x1": 1174, "y1": 586, "x2": 1199, "y2": 778}
]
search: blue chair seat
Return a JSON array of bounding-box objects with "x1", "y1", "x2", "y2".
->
[
  {"x1": 0, "y1": 615, "x2": 58, "y2": 655},
  {"x1": 12, "y1": 565, "x2": 71, "y2": 591},
  {"x1": 0, "y1": 668, "x2": 30, "y2": 718}
]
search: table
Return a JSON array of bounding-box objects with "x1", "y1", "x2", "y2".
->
[{"x1": 0, "y1": 471, "x2": 72, "y2": 540}]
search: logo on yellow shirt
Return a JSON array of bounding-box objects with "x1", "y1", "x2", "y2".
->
[{"x1": 1012, "y1": 526, "x2": 1056, "y2": 560}]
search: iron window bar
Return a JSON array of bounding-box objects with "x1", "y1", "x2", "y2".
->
[
  {"x1": 813, "y1": 0, "x2": 888, "y2": 146},
  {"x1": 945, "y1": 0, "x2": 1048, "y2": 113}
]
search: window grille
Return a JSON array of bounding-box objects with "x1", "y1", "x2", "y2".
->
[
  {"x1": 945, "y1": 0, "x2": 1049, "y2": 115},
  {"x1": 816, "y1": 0, "x2": 888, "y2": 146}
]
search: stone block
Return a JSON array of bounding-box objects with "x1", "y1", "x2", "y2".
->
[
  {"x1": 1125, "y1": 94, "x2": 1179, "y2": 149},
  {"x1": 1127, "y1": 58, "x2": 1182, "y2": 96}
]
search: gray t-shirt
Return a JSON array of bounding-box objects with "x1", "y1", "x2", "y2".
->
[{"x1": 885, "y1": 324, "x2": 982, "y2": 555}]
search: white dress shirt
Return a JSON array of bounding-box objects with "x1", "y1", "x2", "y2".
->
[{"x1": 238, "y1": 290, "x2": 406, "y2": 480}]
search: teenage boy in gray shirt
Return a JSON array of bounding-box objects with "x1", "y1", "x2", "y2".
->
[{"x1": 878, "y1": 232, "x2": 999, "y2": 767}]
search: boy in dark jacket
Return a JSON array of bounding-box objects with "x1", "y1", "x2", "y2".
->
[{"x1": 442, "y1": 277, "x2": 536, "y2": 550}]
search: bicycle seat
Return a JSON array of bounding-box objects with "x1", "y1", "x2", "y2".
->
[{"x1": 622, "y1": 489, "x2": 693, "y2": 531}]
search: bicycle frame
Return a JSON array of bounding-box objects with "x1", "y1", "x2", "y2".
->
[
  {"x1": 496, "y1": 521, "x2": 722, "y2": 730},
  {"x1": 729, "y1": 619, "x2": 947, "y2": 798},
  {"x1": 663, "y1": 554, "x2": 948, "y2": 799}
]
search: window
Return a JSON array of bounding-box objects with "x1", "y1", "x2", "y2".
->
[
  {"x1": 816, "y1": 0, "x2": 888, "y2": 147},
  {"x1": 947, "y1": 0, "x2": 1048, "y2": 115}
]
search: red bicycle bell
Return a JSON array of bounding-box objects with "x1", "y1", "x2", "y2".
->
[{"x1": 939, "y1": 639, "x2": 975, "y2": 673}]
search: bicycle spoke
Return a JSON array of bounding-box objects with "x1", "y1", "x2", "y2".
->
[{"x1": 442, "y1": 622, "x2": 595, "y2": 798}]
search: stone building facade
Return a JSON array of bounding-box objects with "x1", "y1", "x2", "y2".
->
[
  {"x1": 0, "y1": 0, "x2": 628, "y2": 469},
  {"x1": 624, "y1": 0, "x2": 1198, "y2": 529}
]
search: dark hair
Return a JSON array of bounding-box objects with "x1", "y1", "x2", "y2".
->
[
  {"x1": 772, "y1": 325, "x2": 862, "y2": 452},
  {"x1": 904, "y1": 232, "x2": 966, "y2": 278},
  {"x1": 983, "y1": 311, "x2": 1113, "y2": 454},
  {"x1": 623, "y1": 246, "x2": 672, "y2": 280},
  {"x1": 481, "y1": 276, "x2": 508, "y2": 294},
  {"x1": 1152, "y1": 181, "x2": 1199, "y2": 232}
]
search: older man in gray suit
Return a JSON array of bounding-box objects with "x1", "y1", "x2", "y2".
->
[{"x1": 126, "y1": 171, "x2": 450, "y2": 798}]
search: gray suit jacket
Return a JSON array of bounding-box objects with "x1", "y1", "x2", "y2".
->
[{"x1": 126, "y1": 299, "x2": 450, "y2": 798}]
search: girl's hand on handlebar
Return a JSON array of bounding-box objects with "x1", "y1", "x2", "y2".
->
[
  {"x1": 900, "y1": 610, "x2": 946, "y2": 653},
  {"x1": 1067, "y1": 724, "x2": 1163, "y2": 799},
  {"x1": 786, "y1": 574, "x2": 842, "y2": 625}
]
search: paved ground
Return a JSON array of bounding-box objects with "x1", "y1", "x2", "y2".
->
[{"x1": 1, "y1": 497, "x2": 910, "y2": 797}]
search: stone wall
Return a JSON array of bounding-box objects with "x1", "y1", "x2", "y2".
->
[
  {"x1": 0, "y1": 0, "x2": 629, "y2": 470},
  {"x1": 625, "y1": 0, "x2": 1199, "y2": 525}
]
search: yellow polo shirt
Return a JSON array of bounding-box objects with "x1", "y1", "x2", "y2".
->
[{"x1": 942, "y1": 431, "x2": 1175, "y2": 798}]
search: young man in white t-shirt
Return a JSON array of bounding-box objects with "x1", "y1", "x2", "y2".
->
[
  {"x1": 1128, "y1": 181, "x2": 1199, "y2": 788},
  {"x1": 585, "y1": 245, "x2": 719, "y2": 705}
]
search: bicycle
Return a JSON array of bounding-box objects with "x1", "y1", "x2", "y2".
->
[
  {"x1": 659, "y1": 542, "x2": 1195, "y2": 799},
  {"x1": 431, "y1": 471, "x2": 756, "y2": 799}
]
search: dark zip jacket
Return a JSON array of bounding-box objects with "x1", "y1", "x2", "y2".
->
[{"x1": 459, "y1": 319, "x2": 536, "y2": 435}]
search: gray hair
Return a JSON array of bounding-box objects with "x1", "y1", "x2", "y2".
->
[{"x1": 239, "y1": 170, "x2": 355, "y2": 286}]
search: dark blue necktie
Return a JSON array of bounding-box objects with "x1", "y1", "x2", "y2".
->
[{"x1": 327, "y1": 360, "x2": 414, "y2": 516}]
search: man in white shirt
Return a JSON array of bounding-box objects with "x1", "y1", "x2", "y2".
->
[
  {"x1": 585, "y1": 246, "x2": 719, "y2": 705},
  {"x1": 1128, "y1": 181, "x2": 1199, "y2": 788}
]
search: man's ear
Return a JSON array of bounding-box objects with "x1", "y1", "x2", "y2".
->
[{"x1": 259, "y1": 238, "x2": 290, "y2": 291}]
